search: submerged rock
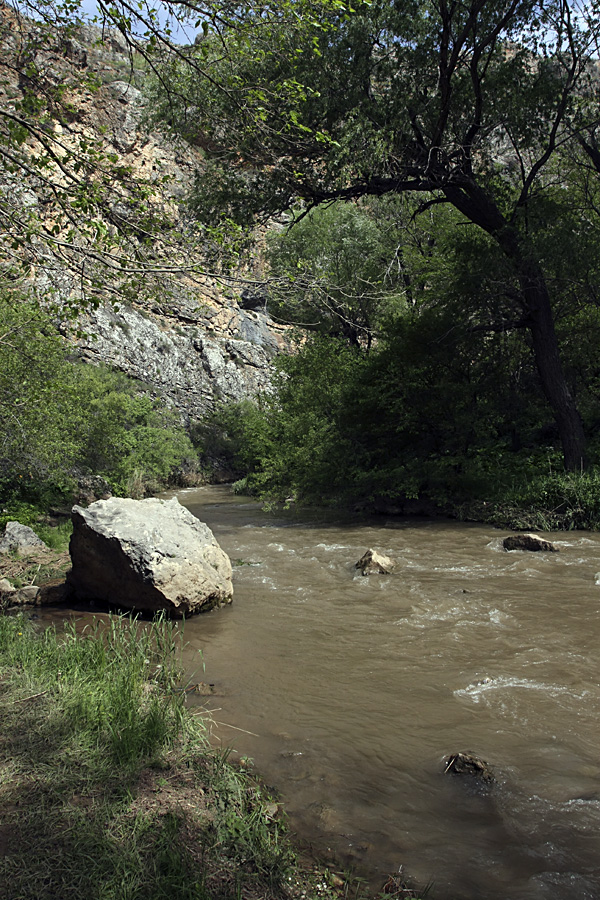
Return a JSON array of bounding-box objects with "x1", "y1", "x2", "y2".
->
[
  {"x1": 0, "y1": 522, "x2": 48, "y2": 555},
  {"x1": 503, "y1": 533, "x2": 558, "y2": 552},
  {"x1": 355, "y1": 548, "x2": 395, "y2": 575},
  {"x1": 444, "y1": 751, "x2": 495, "y2": 784},
  {"x1": 68, "y1": 496, "x2": 233, "y2": 616}
]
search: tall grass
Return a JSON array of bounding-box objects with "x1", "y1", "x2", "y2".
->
[
  {"x1": 0, "y1": 613, "x2": 328, "y2": 900},
  {"x1": 0, "y1": 613, "x2": 194, "y2": 769},
  {"x1": 462, "y1": 469, "x2": 600, "y2": 531}
]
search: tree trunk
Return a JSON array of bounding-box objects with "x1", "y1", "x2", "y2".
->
[
  {"x1": 514, "y1": 255, "x2": 587, "y2": 472},
  {"x1": 443, "y1": 185, "x2": 587, "y2": 470}
]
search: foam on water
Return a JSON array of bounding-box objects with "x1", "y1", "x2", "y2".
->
[{"x1": 455, "y1": 675, "x2": 590, "y2": 703}]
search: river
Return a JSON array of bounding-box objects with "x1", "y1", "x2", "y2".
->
[
  {"x1": 52, "y1": 485, "x2": 600, "y2": 898},
  {"x1": 163, "y1": 486, "x2": 600, "y2": 899}
]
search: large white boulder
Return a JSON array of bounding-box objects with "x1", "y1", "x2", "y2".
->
[{"x1": 68, "y1": 496, "x2": 233, "y2": 616}]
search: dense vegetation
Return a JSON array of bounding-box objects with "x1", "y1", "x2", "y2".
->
[
  {"x1": 203, "y1": 194, "x2": 600, "y2": 528},
  {"x1": 0, "y1": 292, "x2": 198, "y2": 520},
  {"x1": 3, "y1": 1, "x2": 600, "y2": 528},
  {"x1": 137, "y1": 0, "x2": 600, "y2": 526}
]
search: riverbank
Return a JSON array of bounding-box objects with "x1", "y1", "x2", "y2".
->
[{"x1": 0, "y1": 611, "x2": 419, "y2": 900}]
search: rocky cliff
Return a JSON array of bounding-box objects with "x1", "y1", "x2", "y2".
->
[{"x1": 0, "y1": 9, "x2": 286, "y2": 421}]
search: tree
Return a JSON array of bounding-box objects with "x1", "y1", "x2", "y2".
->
[
  {"x1": 0, "y1": 291, "x2": 197, "y2": 502},
  {"x1": 149, "y1": 0, "x2": 600, "y2": 470},
  {"x1": 265, "y1": 200, "x2": 409, "y2": 347}
]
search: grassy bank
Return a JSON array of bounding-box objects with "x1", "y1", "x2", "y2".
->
[{"x1": 0, "y1": 613, "x2": 415, "y2": 900}]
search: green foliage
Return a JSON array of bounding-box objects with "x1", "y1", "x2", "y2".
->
[
  {"x1": 207, "y1": 336, "x2": 364, "y2": 504},
  {"x1": 266, "y1": 200, "x2": 408, "y2": 346},
  {"x1": 206, "y1": 748, "x2": 294, "y2": 885},
  {"x1": 215, "y1": 288, "x2": 577, "y2": 511},
  {"x1": 0, "y1": 612, "x2": 316, "y2": 900},
  {"x1": 0, "y1": 294, "x2": 82, "y2": 488},
  {"x1": 0, "y1": 613, "x2": 189, "y2": 767},
  {"x1": 74, "y1": 364, "x2": 197, "y2": 497},
  {"x1": 0, "y1": 293, "x2": 197, "y2": 507},
  {"x1": 191, "y1": 398, "x2": 270, "y2": 480},
  {"x1": 476, "y1": 469, "x2": 600, "y2": 531},
  {"x1": 147, "y1": 0, "x2": 600, "y2": 470},
  {"x1": 148, "y1": 0, "x2": 600, "y2": 228}
]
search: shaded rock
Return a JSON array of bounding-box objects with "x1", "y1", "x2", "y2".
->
[
  {"x1": 75, "y1": 475, "x2": 112, "y2": 506},
  {"x1": 0, "y1": 522, "x2": 48, "y2": 555},
  {"x1": 37, "y1": 578, "x2": 72, "y2": 607},
  {"x1": 60, "y1": 36, "x2": 87, "y2": 67},
  {"x1": 355, "y1": 548, "x2": 395, "y2": 576},
  {"x1": 0, "y1": 578, "x2": 71, "y2": 610},
  {"x1": 503, "y1": 533, "x2": 558, "y2": 552},
  {"x1": 0, "y1": 585, "x2": 38, "y2": 609},
  {"x1": 68, "y1": 496, "x2": 233, "y2": 616},
  {"x1": 16, "y1": 585, "x2": 40, "y2": 603},
  {"x1": 444, "y1": 751, "x2": 495, "y2": 784}
]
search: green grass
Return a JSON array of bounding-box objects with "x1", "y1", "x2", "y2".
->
[{"x1": 0, "y1": 613, "x2": 376, "y2": 900}]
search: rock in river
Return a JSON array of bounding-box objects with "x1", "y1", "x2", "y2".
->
[
  {"x1": 503, "y1": 533, "x2": 558, "y2": 552},
  {"x1": 355, "y1": 548, "x2": 395, "y2": 575},
  {"x1": 68, "y1": 496, "x2": 233, "y2": 616},
  {"x1": 444, "y1": 751, "x2": 495, "y2": 784}
]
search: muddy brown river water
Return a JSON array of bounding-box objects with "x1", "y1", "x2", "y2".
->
[
  {"x1": 48, "y1": 485, "x2": 600, "y2": 898},
  {"x1": 168, "y1": 486, "x2": 600, "y2": 900}
]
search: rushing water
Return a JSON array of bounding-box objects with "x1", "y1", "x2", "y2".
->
[
  {"x1": 169, "y1": 486, "x2": 600, "y2": 900},
  {"x1": 48, "y1": 485, "x2": 600, "y2": 898}
]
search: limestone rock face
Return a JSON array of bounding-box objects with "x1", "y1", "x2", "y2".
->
[
  {"x1": 0, "y1": 522, "x2": 48, "y2": 555},
  {"x1": 78, "y1": 304, "x2": 281, "y2": 422},
  {"x1": 0, "y1": 16, "x2": 290, "y2": 425},
  {"x1": 68, "y1": 497, "x2": 233, "y2": 616},
  {"x1": 503, "y1": 533, "x2": 558, "y2": 552},
  {"x1": 355, "y1": 548, "x2": 395, "y2": 575}
]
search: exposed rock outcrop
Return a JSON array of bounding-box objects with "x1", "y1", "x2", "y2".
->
[
  {"x1": 68, "y1": 496, "x2": 233, "y2": 616},
  {"x1": 503, "y1": 533, "x2": 558, "y2": 552},
  {"x1": 77, "y1": 303, "x2": 285, "y2": 420},
  {"x1": 0, "y1": 14, "x2": 289, "y2": 422}
]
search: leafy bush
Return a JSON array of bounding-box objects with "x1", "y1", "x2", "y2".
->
[
  {"x1": 74, "y1": 364, "x2": 197, "y2": 497},
  {"x1": 484, "y1": 469, "x2": 600, "y2": 531},
  {"x1": 0, "y1": 294, "x2": 198, "y2": 507},
  {"x1": 202, "y1": 336, "x2": 364, "y2": 504}
]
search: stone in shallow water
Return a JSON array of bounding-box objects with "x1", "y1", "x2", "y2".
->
[
  {"x1": 503, "y1": 533, "x2": 558, "y2": 552},
  {"x1": 355, "y1": 548, "x2": 395, "y2": 575},
  {"x1": 68, "y1": 496, "x2": 233, "y2": 616},
  {"x1": 443, "y1": 751, "x2": 495, "y2": 784}
]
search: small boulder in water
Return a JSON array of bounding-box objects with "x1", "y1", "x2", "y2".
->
[
  {"x1": 355, "y1": 548, "x2": 395, "y2": 575},
  {"x1": 444, "y1": 751, "x2": 495, "y2": 784},
  {"x1": 503, "y1": 533, "x2": 558, "y2": 552}
]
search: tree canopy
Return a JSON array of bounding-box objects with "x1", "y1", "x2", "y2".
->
[
  {"x1": 144, "y1": 0, "x2": 600, "y2": 470},
  {"x1": 4, "y1": 0, "x2": 600, "y2": 493}
]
